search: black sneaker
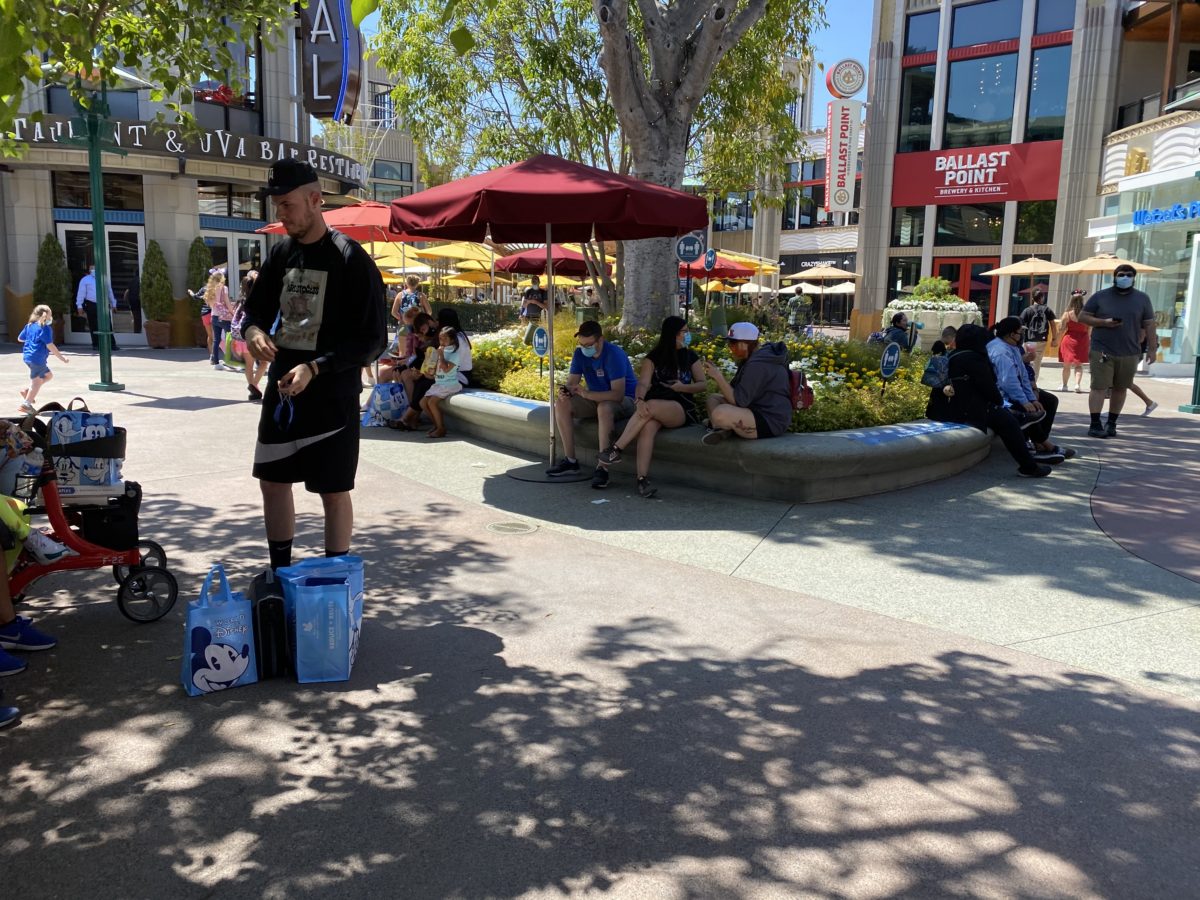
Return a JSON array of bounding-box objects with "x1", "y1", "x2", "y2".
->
[
  {"x1": 546, "y1": 458, "x2": 580, "y2": 476},
  {"x1": 701, "y1": 428, "x2": 732, "y2": 446},
  {"x1": 590, "y1": 466, "x2": 609, "y2": 490},
  {"x1": 1032, "y1": 449, "x2": 1066, "y2": 464},
  {"x1": 1017, "y1": 464, "x2": 1052, "y2": 478},
  {"x1": 1087, "y1": 424, "x2": 1108, "y2": 438},
  {"x1": 1016, "y1": 409, "x2": 1046, "y2": 430},
  {"x1": 597, "y1": 445, "x2": 622, "y2": 465},
  {"x1": 1105, "y1": 421, "x2": 1118, "y2": 438},
  {"x1": 637, "y1": 477, "x2": 657, "y2": 499}
]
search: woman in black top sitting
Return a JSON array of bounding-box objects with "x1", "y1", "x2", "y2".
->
[
  {"x1": 597, "y1": 315, "x2": 705, "y2": 498},
  {"x1": 926, "y1": 323, "x2": 1050, "y2": 478}
]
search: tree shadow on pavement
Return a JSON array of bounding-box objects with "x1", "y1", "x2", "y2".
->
[{"x1": 4, "y1": 597, "x2": 1199, "y2": 898}]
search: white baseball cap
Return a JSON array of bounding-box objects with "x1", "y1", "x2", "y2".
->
[{"x1": 727, "y1": 322, "x2": 760, "y2": 341}]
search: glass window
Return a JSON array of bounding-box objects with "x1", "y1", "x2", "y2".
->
[
  {"x1": 47, "y1": 86, "x2": 139, "y2": 118},
  {"x1": 898, "y1": 65, "x2": 936, "y2": 153},
  {"x1": 943, "y1": 54, "x2": 1018, "y2": 149},
  {"x1": 904, "y1": 11, "x2": 940, "y2": 56},
  {"x1": 801, "y1": 158, "x2": 826, "y2": 181},
  {"x1": 887, "y1": 257, "x2": 922, "y2": 304},
  {"x1": 1036, "y1": 0, "x2": 1075, "y2": 33},
  {"x1": 785, "y1": 162, "x2": 800, "y2": 183},
  {"x1": 1016, "y1": 200, "x2": 1056, "y2": 243},
  {"x1": 952, "y1": 0, "x2": 1023, "y2": 48},
  {"x1": 892, "y1": 206, "x2": 926, "y2": 247},
  {"x1": 197, "y1": 182, "x2": 228, "y2": 216},
  {"x1": 782, "y1": 187, "x2": 800, "y2": 230},
  {"x1": 52, "y1": 172, "x2": 144, "y2": 210},
  {"x1": 374, "y1": 160, "x2": 412, "y2": 182},
  {"x1": 1027, "y1": 45, "x2": 1071, "y2": 142},
  {"x1": 372, "y1": 183, "x2": 411, "y2": 203},
  {"x1": 230, "y1": 186, "x2": 263, "y2": 220},
  {"x1": 935, "y1": 203, "x2": 1005, "y2": 245}
]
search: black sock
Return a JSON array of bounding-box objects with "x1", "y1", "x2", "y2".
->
[
  {"x1": 268, "y1": 539, "x2": 293, "y2": 571},
  {"x1": 1107, "y1": 413, "x2": 1119, "y2": 426},
  {"x1": 325, "y1": 547, "x2": 348, "y2": 558},
  {"x1": 1090, "y1": 413, "x2": 1102, "y2": 427}
]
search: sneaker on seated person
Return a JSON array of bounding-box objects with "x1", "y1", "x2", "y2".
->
[
  {"x1": 0, "y1": 647, "x2": 28, "y2": 677},
  {"x1": 0, "y1": 689, "x2": 18, "y2": 726}
]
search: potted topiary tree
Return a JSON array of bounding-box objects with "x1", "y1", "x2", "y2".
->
[
  {"x1": 32, "y1": 234, "x2": 71, "y2": 345},
  {"x1": 140, "y1": 240, "x2": 174, "y2": 349},
  {"x1": 882, "y1": 276, "x2": 981, "y2": 351},
  {"x1": 185, "y1": 237, "x2": 212, "y2": 348}
]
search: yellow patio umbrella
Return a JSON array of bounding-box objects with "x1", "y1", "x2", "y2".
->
[
  {"x1": 370, "y1": 244, "x2": 427, "y2": 269},
  {"x1": 979, "y1": 256, "x2": 1065, "y2": 277},
  {"x1": 411, "y1": 241, "x2": 496, "y2": 263},
  {"x1": 716, "y1": 249, "x2": 780, "y2": 275},
  {"x1": 560, "y1": 242, "x2": 617, "y2": 263},
  {"x1": 1058, "y1": 253, "x2": 1162, "y2": 274},
  {"x1": 454, "y1": 259, "x2": 490, "y2": 271},
  {"x1": 447, "y1": 270, "x2": 511, "y2": 285},
  {"x1": 699, "y1": 279, "x2": 729, "y2": 292},
  {"x1": 518, "y1": 276, "x2": 584, "y2": 288},
  {"x1": 783, "y1": 264, "x2": 858, "y2": 283}
]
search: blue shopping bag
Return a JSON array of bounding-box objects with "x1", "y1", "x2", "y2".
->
[
  {"x1": 180, "y1": 564, "x2": 259, "y2": 696},
  {"x1": 360, "y1": 383, "x2": 409, "y2": 427},
  {"x1": 49, "y1": 401, "x2": 124, "y2": 487},
  {"x1": 278, "y1": 556, "x2": 364, "y2": 683}
]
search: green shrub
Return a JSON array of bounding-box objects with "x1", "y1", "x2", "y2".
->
[
  {"x1": 32, "y1": 234, "x2": 71, "y2": 317},
  {"x1": 141, "y1": 240, "x2": 174, "y2": 321},
  {"x1": 432, "y1": 302, "x2": 520, "y2": 333},
  {"x1": 472, "y1": 337, "x2": 539, "y2": 389},
  {"x1": 791, "y1": 380, "x2": 929, "y2": 433},
  {"x1": 498, "y1": 366, "x2": 555, "y2": 401}
]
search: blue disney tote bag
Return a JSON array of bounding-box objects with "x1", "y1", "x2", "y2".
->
[
  {"x1": 278, "y1": 556, "x2": 364, "y2": 683},
  {"x1": 180, "y1": 564, "x2": 259, "y2": 696}
]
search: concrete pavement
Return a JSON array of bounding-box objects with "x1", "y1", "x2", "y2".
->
[{"x1": 1, "y1": 348, "x2": 1199, "y2": 899}]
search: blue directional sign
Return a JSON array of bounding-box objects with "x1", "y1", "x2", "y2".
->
[
  {"x1": 880, "y1": 342, "x2": 902, "y2": 380},
  {"x1": 674, "y1": 230, "x2": 705, "y2": 264},
  {"x1": 703, "y1": 248, "x2": 717, "y2": 271},
  {"x1": 532, "y1": 326, "x2": 549, "y2": 357}
]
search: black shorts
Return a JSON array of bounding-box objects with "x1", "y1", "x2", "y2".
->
[
  {"x1": 253, "y1": 377, "x2": 360, "y2": 494},
  {"x1": 751, "y1": 409, "x2": 771, "y2": 439}
]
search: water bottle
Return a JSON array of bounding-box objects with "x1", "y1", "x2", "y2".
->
[{"x1": 20, "y1": 448, "x2": 43, "y2": 477}]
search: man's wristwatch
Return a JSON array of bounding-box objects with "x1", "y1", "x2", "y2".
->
[{"x1": 306, "y1": 361, "x2": 319, "y2": 377}]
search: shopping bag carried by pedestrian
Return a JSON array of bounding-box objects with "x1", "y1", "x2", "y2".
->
[
  {"x1": 278, "y1": 556, "x2": 364, "y2": 684},
  {"x1": 360, "y1": 383, "x2": 409, "y2": 427},
  {"x1": 181, "y1": 564, "x2": 259, "y2": 696}
]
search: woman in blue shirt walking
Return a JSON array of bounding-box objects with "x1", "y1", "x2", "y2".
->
[{"x1": 17, "y1": 305, "x2": 68, "y2": 413}]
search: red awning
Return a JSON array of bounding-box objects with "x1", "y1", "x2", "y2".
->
[
  {"x1": 495, "y1": 245, "x2": 611, "y2": 277},
  {"x1": 259, "y1": 200, "x2": 419, "y2": 243},
  {"x1": 679, "y1": 254, "x2": 754, "y2": 280}
]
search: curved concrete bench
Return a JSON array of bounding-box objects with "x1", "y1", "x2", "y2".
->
[{"x1": 441, "y1": 390, "x2": 992, "y2": 503}]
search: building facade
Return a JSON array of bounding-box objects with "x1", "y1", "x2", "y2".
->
[
  {"x1": 858, "y1": 0, "x2": 1108, "y2": 339},
  {"x1": 0, "y1": 12, "x2": 418, "y2": 345}
]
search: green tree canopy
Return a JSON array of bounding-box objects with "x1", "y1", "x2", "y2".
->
[
  {"x1": 140, "y1": 239, "x2": 174, "y2": 321},
  {"x1": 0, "y1": 0, "x2": 296, "y2": 150}
]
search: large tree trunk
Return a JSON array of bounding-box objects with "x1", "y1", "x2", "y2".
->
[{"x1": 620, "y1": 136, "x2": 688, "y2": 329}]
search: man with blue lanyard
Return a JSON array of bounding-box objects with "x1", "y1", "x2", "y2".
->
[
  {"x1": 546, "y1": 319, "x2": 637, "y2": 489},
  {"x1": 74, "y1": 264, "x2": 120, "y2": 351}
]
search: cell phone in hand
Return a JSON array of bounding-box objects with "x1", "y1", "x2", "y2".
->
[{"x1": 1110, "y1": 317, "x2": 1122, "y2": 324}]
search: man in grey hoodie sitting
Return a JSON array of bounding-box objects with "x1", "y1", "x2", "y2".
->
[{"x1": 701, "y1": 322, "x2": 792, "y2": 444}]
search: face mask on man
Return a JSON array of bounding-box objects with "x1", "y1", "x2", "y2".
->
[
  {"x1": 682, "y1": 332, "x2": 692, "y2": 347},
  {"x1": 1114, "y1": 274, "x2": 1135, "y2": 290},
  {"x1": 581, "y1": 344, "x2": 598, "y2": 358}
]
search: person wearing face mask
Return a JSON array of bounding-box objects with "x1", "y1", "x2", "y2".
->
[
  {"x1": 700, "y1": 322, "x2": 791, "y2": 445},
  {"x1": 545, "y1": 320, "x2": 637, "y2": 489},
  {"x1": 1079, "y1": 264, "x2": 1158, "y2": 438},
  {"x1": 986, "y1": 317, "x2": 1072, "y2": 465},
  {"x1": 597, "y1": 316, "x2": 706, "y2": 498},
  {"x1": 74, "y1": 263, "x2": 120, "y2": 352}
]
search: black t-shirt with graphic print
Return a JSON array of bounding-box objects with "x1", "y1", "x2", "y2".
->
[{"x1": 243, "y1": 228, "x2": 387, "y2": 396}]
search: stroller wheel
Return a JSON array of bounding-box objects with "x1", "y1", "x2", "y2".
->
[
  {"x1": 112, "y1": 540, "x2": 168, "y2": 585},
  {"x1": 117, "y1": 567, "x2": 179, "y2": 623}
]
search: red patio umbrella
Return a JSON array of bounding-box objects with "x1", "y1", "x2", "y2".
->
[
  {"x1": 388, "y1": 153, "x2": 706, "y2": 243},
  {"x1": 388, "y1": 154, "x2": 707, "y2": 474},
  {"x1": 495, "y1": 245, "x2": 612, "y2": 277},
  {"x1": 258, "y1": 200, "x2": 419, "y2": 243},
  {"x1": 679, "y1": 253, "x2": 754, "y2": 280}
]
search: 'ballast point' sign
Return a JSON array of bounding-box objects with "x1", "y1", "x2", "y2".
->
[
  {"x1": 891, "y1": 140, "x2": 1063, "y2": 207},
  {"x1": 824, "y1": 98, "x2": 861, "y2": 214}
]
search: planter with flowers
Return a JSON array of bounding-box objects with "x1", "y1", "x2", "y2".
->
[{"x1": 883, "y1": 276, "x2": 981, "y2": 350}]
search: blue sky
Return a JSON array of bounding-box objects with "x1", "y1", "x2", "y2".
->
[{"x1": 807, "y1": 4, "x2": 873, "y2": 130}]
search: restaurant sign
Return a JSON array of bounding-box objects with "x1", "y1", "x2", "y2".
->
[
  {"x1": 6, "y1": 115, "x2": 367, "y2": 187},
  {"x1": 825, "y1": 98, "x2": 861, "y2": 214},
  {"x1": 891, "y1": 140, "x2": 1063, "y2": 207},
  {"x1": 299, "y1": 0, "x2": 364, "y2": 124}
]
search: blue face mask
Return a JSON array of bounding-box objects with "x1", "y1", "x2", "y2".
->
[
  {"x1": 682, "y1": 332, "x2": 692, "y2": 347},
  {"x1": 1114, "y1": 275, "x2": 1134, "y2": 290},
  {"x1": 581, "y1": 344, "x2": 598, "y2": 358}
]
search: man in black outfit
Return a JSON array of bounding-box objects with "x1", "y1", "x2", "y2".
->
[{"x1": 241, "y1": 160, "x2": 387, "y2": 569}]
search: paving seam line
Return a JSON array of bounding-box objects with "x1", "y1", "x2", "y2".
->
[
  {"x1": 728, "y1": 502, "x2": 797, "y2": 578},
  {"x1": 1004, "y1": 599, "x2": 1200, "y2": 648}
]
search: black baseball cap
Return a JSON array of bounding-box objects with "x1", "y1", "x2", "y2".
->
[{"x1": 261, "y1": 159, "x2": 320, "y2": 197}]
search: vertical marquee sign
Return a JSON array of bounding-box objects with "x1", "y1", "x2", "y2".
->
[
  {"x1": 824, "y1": 59, "x2": 865, "y2": 215},
  {"x1": 299, "y1": 0, "x2": 364, "y2": 124}
]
